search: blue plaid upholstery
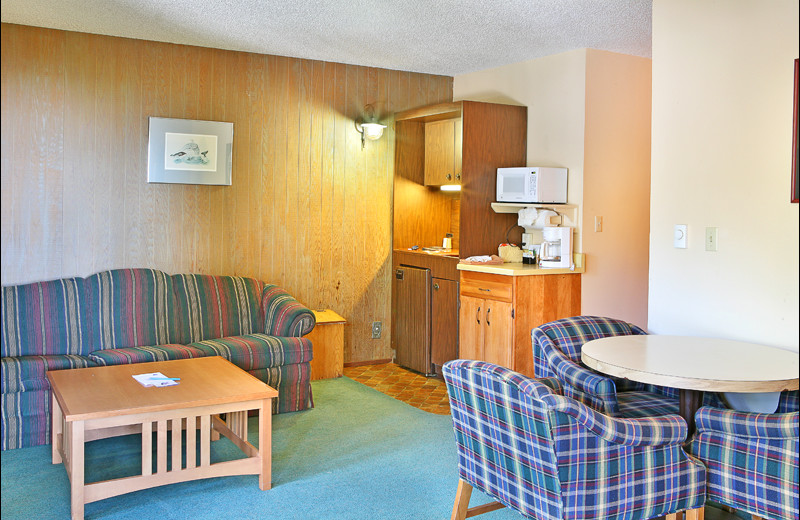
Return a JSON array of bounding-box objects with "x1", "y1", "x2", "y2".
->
[
  {"x1": 532, "y1": 316, "x2": 681, "y2": 418},
  {"x1": 443, "y1": 360, "x2": 705, "y2": 520},
  {"x1": 689, "y1": 390, "x2": 799, "y2": 520}
]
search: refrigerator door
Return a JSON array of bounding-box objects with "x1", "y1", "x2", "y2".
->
[{"x1": 392, "y1": 265, "x2": 432, "y2": 375}]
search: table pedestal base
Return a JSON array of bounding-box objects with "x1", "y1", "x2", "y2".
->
[{"x1": 679, "y1": 389, "x2": 704, "y2": 433}]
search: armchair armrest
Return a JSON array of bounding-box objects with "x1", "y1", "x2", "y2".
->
[
  {"x1": 540, "y1": 338, "x2": 619, "y2": 409},
  {"x1": 261, "y1": 285, "x2": 316, "y2": 337},
  {"x1": 543, "y1": 393, "x2": 689, "y2": 447},
  {"x1": 694, "y1": 406, "x2": 799, "y2": 440}
]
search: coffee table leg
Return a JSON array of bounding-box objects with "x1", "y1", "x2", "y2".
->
[
  {"x1": 68, "y1": 420, "x2": 85, "y2": 520},
  {"x1": 52, "y1": 393, "x2": 63, "y2": 464},
  {"x1": 679, "y1": 389, "x2": 704, "y2": 434},
  {"x1": 258, "y1": 398, "x2": 272, "y2": 490}
]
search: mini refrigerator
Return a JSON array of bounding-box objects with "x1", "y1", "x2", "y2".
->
[{"x1": 391, "y1": 265, "x2": 432, "y2": 375}]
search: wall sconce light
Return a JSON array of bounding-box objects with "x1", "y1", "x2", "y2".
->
[{"x1": 355, "y1": 104, "x2": 386, "y2": 149}]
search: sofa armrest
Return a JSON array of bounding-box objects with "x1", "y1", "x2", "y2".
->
[{"x1": 261, "y1": 285, "x2": 316, "y2": 337}]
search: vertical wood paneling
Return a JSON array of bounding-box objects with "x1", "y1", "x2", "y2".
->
[{"x1": 0, "y1": 23, "x2": 452, "y2": 363}]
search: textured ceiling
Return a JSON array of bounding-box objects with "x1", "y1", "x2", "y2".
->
[{"x1": 1, "y1": 0, "x2": 652, "y2": 76}]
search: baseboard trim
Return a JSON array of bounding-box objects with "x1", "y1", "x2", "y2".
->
[{"x1": 343, "y1": 358, "x2": 393, "y2": 367}]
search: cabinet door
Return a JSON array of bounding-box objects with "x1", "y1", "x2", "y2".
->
[
  {"x1": 458, "y1": 295, "x2": 483, "y2": 360},
  {"x1": 424, "y1": 119, "x2": 456, "y2": 186},
  {"x1": 454, "y1": 118, "x2": 462, "y2": 183},
  {"x1": 392, "y1": 266, "x2": 431, "y2": 374},
  {"x1": 431, "y1": 278, "x2": 459, "y2": 366},
  {"x1": 483, "y1": 300, "x2": 513, "y2": 368}
]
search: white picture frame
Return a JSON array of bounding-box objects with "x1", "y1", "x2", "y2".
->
[{"x1": 147, "y1": 117, "x2": 233, "y2": 185}]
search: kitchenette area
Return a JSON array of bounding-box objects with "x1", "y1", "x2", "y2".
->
[{"x1": 391, "y1": 100, "x2": 584, "y2": 379}]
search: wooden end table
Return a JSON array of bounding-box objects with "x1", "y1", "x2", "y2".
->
[
  {"x1": 308, "y1": 309, "x2": 346, "y2": 380},
  {"x1": 47, "y1": 357, "x2": 278, "y2": 520}
]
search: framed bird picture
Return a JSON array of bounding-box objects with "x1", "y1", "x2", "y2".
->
[{"x1": 147, "y1": 117, "x2": 233, "y2": 185}]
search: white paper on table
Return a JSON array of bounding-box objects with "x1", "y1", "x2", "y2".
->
[{"x1": 132, "y1": 372, "x2": 179, "y2": 387}]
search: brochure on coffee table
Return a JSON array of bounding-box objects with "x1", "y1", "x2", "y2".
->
[{"x1": 132, "y1": 372, "x2": 180, "y2": 387}]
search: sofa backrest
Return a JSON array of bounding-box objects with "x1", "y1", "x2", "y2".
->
[
  {"x1": 1, "y1": 277, "x2": 89, "y2": 357},
  {"x1": 83, "y1": 268, "x2": 177, "y2": 350},
  {"x1": 172, "y1": 274, "x2": 264, "y2": 344}
]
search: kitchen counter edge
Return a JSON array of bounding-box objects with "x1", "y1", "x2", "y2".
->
[{"x1": 457, "y1": 253, "x2": 585, "y2": 276}]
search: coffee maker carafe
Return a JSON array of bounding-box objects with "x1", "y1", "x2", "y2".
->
[{"x1": 539, "y1": 226, "x2": 573, "y2": 269}]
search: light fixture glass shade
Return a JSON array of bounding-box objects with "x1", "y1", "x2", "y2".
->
[{"x1": 360, "y1": 122, "x2": 386, "y2": 140}]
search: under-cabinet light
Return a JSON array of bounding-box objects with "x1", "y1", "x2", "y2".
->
[{"x1": 440, "y1": 185, "x2": 461, "y2": 192}]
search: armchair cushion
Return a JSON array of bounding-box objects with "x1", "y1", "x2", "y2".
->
[
  {"x1": 532, "y1": 316, "x2": 679, "y2": 418},
  {"x1": 689, "y1": 393, "x2": 799, "y2": 520},
  {"x1": 444, "y1": 360, "x2": 705, "y2": 520}
]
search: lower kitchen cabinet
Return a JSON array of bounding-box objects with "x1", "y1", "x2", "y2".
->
[
  {"x1": 392, "y1": 250, "x2": 460, "y2": 375},
  {"x1": 431, "y1": 277, "x2": 459, "y2": 366},
  {"x1": 458, "y1": 269, "x2": 581, "y2": 377},
  {"x1": 459, "y1": 295, "x2": 512, "y2": 367}
]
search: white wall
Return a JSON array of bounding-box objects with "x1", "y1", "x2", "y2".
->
[
  {"x1": 649, "y1": 0, "x2": 799, "y2": 349},
  {"x1": 453, "y1": 49, "x2": 588, "y2": 237}
]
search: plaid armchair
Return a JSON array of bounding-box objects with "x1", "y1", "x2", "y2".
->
[
  {"x1": 443, "y1": 360, "x2": 706, "y2": 520},
  {"x1": 688, "y1": 390, "x2": 799, "y2": 520},
  {"x1": 532, "y1": 316, "x2": 681, "y2": 418}
]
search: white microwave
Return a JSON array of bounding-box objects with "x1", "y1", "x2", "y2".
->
[{"x1": 496, "y1": 167, "x2": 568, "y2": 203}]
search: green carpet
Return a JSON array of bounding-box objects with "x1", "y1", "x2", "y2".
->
[{"x1": 1, "y1": 377, "x2": 519, "y2": 520}]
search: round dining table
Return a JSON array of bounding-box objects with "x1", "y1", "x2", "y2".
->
[{"x1": 581, "y1": 335, "x2": 799, "y2": 431}]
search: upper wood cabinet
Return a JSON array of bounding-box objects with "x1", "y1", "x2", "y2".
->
[
  {"x1": 424, "y1": 118, "x2": 462, "y2": 186},
  {"x1": 393, "y1": 101, "x2": 527, "y2": 258}
]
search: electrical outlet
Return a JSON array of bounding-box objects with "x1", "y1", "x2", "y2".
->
[{"x1": 371, "y1": 321, "x2": 382, "y2": 339}]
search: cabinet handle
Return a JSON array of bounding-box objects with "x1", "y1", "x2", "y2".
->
[
  {"x1": 433, "y1": 283, "x2": 439, "y2": 290},
  {"x1": 479, "y1": 288, "x2": 491, "y2": 292},
  {"x1": 446, "y1": 173, "x2": 452, "y2": 180},
  {"x1": 486, "y1": 307, "x2": 491, "y2": 326},
  {"x1": 456, "y1": 173, "x2": 461, "y2": 180},
  {"x1": 476, "y1": 306, "x2": 481, "y2": 324}
]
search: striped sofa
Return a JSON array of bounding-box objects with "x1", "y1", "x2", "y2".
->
[{"x1": 1, "y1": 268, "x2": 316, "y2": 451}]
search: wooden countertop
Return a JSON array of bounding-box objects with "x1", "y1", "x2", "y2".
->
[
  {"x1": 457, "y1": 254, "x2": 585, "y2": 276},
  {"x1": 393, "y1": 249, "x2": 460, "y2": 281}
]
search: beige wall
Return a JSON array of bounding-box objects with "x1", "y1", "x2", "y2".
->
[
  {"x1": 454, "y1": 49, "x2": 652, "y2": 327},
  {"x1": 0, "y1": 23, "x2": 453, "y2": 363},
  {"x1": 583, "y1": 50, "x2": 652, "y2": 328},
  {"x1": 649, "y1": 0, "x2": 799, "y2": 349}
]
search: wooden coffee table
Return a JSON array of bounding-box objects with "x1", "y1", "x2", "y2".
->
[{"x1": 47, "y1": 356, "x2": 278, "y2": 520}]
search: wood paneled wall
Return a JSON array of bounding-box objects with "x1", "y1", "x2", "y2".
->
[{"x1": 0, "y1": 23, "x2": 453, "y2": 363}]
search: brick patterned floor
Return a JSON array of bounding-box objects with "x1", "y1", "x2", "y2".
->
[{"x1": 343, "y1": 363, "x2": 451, "y2": 415}]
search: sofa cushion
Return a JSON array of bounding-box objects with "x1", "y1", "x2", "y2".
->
[
  {"x1": 1, "y1": 277, "x2": 89, "y2": 357},
  {"x1": 84, "y1": 269, "x2": 177, "y2": 350},
  {"x1": 1, "y1": 388, "x2": 52, "y2": 450},
  {"x1": 172, "y1": 274, "x2": 264, "y2": 344},
  {"x1": 1, "y1": 355, "x2": 97, "y2": 393},
  {"x1": 88, "y1": 344, "x2": 207, "y2": 366},
  {"x1": 249, "y1": 363, "x2": 313, "y2": 413},
  {"x1": 189, "y1": 333, "x2": 312, "y2": 371}
]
